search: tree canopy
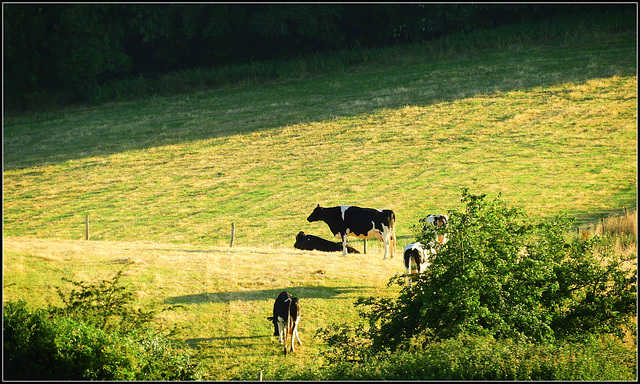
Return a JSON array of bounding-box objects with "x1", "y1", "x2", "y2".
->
[{"x1": 4, "y1": 3, "x2": 627, "y2": 108}]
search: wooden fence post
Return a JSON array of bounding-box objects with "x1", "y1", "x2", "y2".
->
[
  {"x1": 230, "y1": 223, "x2": 235, "y2": 247},
  {"x1": 85, "y1": 215, "x2": 89, "y2": 240},
  {"x1": 258, "y1": 371, "x2": 263, "y2": 381}
]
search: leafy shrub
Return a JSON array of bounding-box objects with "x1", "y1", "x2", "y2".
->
[
  {"x1": 353, "y1": 189, "x2": 636, "y2": 352},
  {"x1": 53, "y1": 265, "x2": 156, "y2": 334},
  {"x1": 279, "y1": 333, "x2": 636, "y2": 380},
  {"x1": 314, "y1": 189, "x2": 636, "y2": 379},
  {"x1": 3, "y1": 266, "x2": 203, "y2": 380}
]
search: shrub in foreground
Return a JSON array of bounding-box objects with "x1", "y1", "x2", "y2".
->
[
  {"x1": 3, "y1": 266, "x2": 203, "y2": 380},
  {"x1": 353, "y1": 189, "x2": 636, "y2": 353},
  {"x1": 307, "y1": 189, "x2": 636, "y2": 380},
  {"x1": 272, "y1": 333, "x2": 636, "y2": 381}
]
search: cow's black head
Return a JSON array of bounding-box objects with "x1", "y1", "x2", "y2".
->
[
  {"x1": 294, "y1": 231, "x2": 307, "y2": 249},
  {"x1": 266, "y1": 316, "x2": 278, "y2": 336},
  {"x1": 433, "y1": 215, "x2": 448, "y2": 227},
  {"x1": 306, "y1": 204, "x2": 322, "y2": 222}
]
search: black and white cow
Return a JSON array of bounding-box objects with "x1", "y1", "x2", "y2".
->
[
  {"x1": 404, "y1": 214, "x2": 449, "y2": 287},
  {"x1": 266, "y1": 291, "x2": 302, "y2": 355},
  {"x1": 423, "y1": 214, "x2": 449, "y2": 245},
  {"x1": 307, "y1": 204, "x2": 396, "y2": 259},
  {"x1": 403, "y1": 242, "x2": 433, "y2": 288},
  {"x1": 294, "y1": 231, "x2": 360, "y2": 254}
]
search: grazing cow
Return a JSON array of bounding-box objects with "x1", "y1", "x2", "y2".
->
[
  {"x1": 404, "y1": 214, "x2": 449, "y2": 287},
  {"x1": 423, "y1": 214, "x2": 449, "y2": 245},
  {"x1": 403, "y1": 242, "x2": 431, "y2": 288},
  {"x1": 294, "y1": 231, "x2": 360, "y2": 254},
  {"x1": 266, "y1": 291, "x2": 302, "y2": 355},
  {"x1": 307, "y1": 204, "x2": 396, "y2": 259}
]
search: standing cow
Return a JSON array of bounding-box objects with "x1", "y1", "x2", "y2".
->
[
  {"x1": 266, "y1": 291, "x2": 302, "y2": 355},
  {"x1": 307, "y1": 204, "x2": 396, "y2": 259},
  {"x1": 404, "y1": 214, "x2": 449, "y2": 287},
  {"x1": 403, "y1": 242, "x2": 433, "y2": 288},
  {"x1": 423, "y1": 214, "x2": 449, "y2": 245}
]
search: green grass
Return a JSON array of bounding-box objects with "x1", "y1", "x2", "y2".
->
[
  {"x1": 3, "y1": 70, "x2": 636, "y2": 246},
  {"x1": 2, "y1": 238, "x2": 400, "y2": 380},
  {"x1": 2, "y1": 12, "x2": 637, "y2": 380}
]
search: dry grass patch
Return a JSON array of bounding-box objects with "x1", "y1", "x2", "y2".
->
[{"x1": 3, "y1": 236, "x2": 401, "y2": 380}]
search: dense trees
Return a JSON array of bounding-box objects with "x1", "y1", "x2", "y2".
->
[{"x1": 3, "y1": 3, "x2": 631, "y2": 109}]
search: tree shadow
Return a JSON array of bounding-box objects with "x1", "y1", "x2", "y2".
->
[
  {"x1": 571, "y1": 205, "x2": 637, "y2": 228},
  {"x1": 4, "y1": 34, "x2": 635, "y2": 171},
  {"x1": 164, "y1": 285, "x2": 368, "y2": 305},
  {"x1": 184, "y1": 335, "x2": 269, "y2": 347}
]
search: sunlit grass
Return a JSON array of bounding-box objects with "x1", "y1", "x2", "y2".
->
[
  {"x1": 3, "y1": 75, "x2": 636, "y2": 247},
  {"x1": 2, "y1": 237, "x2": 399, "y2": 380}
]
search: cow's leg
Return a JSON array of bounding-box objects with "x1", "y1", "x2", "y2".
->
[
  {"x1": 342, "y1": 233, "x2": 348, "y2": 256},
  {"x1": 390, "y1": 231, "x2": 396, "y2": 259},
  {"x1": 293, "y1": 316, "x2": 302, "y2": 345},
  {"x1": 390, "y1": 227, "x2": 396, "y2": 259},
  {"x1": 418, "y1": 255, "x2": 427, "y2": 274},
  {"x1": 379, "y1": 223, "x2": 395, "y2": 260},
  {"x1": 410, "y1": 258, "x2": 418, "y2": 288},
  {"x1": 381, "y1": 233, "x2": 387, "y2": 260},
  {"x1": 290, "y1": 325, "x2": 296, "y2": 353},
  {"x1": 284, "y1": 316, "x2": 291, "y2": 355},
  {"x1": 277, "y1": 317, "x2": 285, "y2": 344},
  {"x1": 382, "y1": 229, "x2": 390, "y2": 260},
  {"x1": 288, "y1": 316, "x2": 296, "y2": 354}
]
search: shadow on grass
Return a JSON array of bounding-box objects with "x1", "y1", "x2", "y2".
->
[
  {"x1": 185, "y1": 335, "x2": 270, "y2": 347},
  {"x1": 568, "y1": 205, "x2": 637, "y2": 228},
  {"x1": 4, "y1": 29, "x2": 635, "y2": 171},
  {"x1": 164, "y1": 285, "x2": 366, "y2": 305}
]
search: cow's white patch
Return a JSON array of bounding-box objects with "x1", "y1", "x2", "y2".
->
[
  {"x1": 340, "y1": 205, "x2": 351, "y2": 220},
  {"x1": 344, "y1": 222, "x2": 383, "y2": 241},
  {"x1": 404, "y1": 242, "x2": 425, "y2": 252}
]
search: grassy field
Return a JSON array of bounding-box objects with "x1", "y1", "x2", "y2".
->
[
  {"x1": 2, "y1": 11, "x2": 637, "y2": 380},
  {"x1": 3, "y1": 44, "x2": 637, "y2": 247},
  {"x1": 2, "y1": 236, "x2": 401, "y2": 380}
]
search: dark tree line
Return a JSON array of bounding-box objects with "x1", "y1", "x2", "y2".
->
[{"x1": 3, "y1": 3, "x2": 625, "y2": 106}]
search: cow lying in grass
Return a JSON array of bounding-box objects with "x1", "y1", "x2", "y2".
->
[
  {"x1": 266, "y1": 291, "x2": 301, "y2": 355},
  {"x1": 294, "y1": 231, "x2": 360, "y2": 254}
]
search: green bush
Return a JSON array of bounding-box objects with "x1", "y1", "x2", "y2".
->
[
  {"x1": 3, "y1": 266, "x2": 203, "y2": 380},
  {"x1": 312, "y1": 189, "x2": 636, "y2": 380},
  {"x1": 278, "y1": 333, "x2": 636, "y2": 380},
  {"x1": 353, "y1": 189, "x2": 636, "y2": 352},
  {"x1": 53, "y1": 266, "x2": 156, "y2": 335}
]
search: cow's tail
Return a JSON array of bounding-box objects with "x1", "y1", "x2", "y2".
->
[{"x1": 389, "y1": 211, "x2": 397, "y2": 249}]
